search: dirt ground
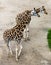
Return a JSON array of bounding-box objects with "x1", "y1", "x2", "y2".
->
[{"x1": 0, "y1": 0, "x2": 51, "y2": 65}]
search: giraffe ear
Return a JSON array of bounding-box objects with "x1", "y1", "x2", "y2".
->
[{"x1": 34, "y1": 8, "x2": 35, "y2": 10}]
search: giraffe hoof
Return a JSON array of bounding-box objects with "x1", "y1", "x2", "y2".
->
[{"x1": 16, "y1": 58, "x2": 18, "y2": 62}]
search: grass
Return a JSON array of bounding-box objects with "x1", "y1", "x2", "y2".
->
[{"x1": 47, "y1": 29, "x2": 51, "y2": 50}]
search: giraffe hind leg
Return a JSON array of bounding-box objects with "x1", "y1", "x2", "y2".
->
[
  {"x1": 16, "y1": 46, "x2": 18, "y2": 61},
  {"x1": 7, "y1": 41, "x2": 13, "y2": 56},
  {"x1": 18, "y1": 44, "x2": 23, "y2": 57}
]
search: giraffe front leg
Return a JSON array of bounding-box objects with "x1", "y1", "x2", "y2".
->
[
  {"x1": 26, "y1": 24, "x2": 30, "y2": 41},
  {"x1": 23, "y1": 28, "x2": 27, "y2": 41},
  {"x1": 23, "y1": 25, "x2": 30, "y2": 41}
]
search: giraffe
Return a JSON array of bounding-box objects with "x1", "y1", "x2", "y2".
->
[{"x1": 3, "y1": 6, "x2": 48, "y2": 61}]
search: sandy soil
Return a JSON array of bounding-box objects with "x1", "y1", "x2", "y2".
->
[{"x1": 0, "y1": 0, "x2": 51, "y2": 65}]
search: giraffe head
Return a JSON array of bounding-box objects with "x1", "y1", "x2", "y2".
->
[{"x1": 35, "y1": 6, "x2": 48, "y2": 15}]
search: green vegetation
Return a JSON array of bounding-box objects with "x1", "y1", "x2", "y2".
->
[{"x1": 47, "y1": 29, "x2": 51, "y2": 50}]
